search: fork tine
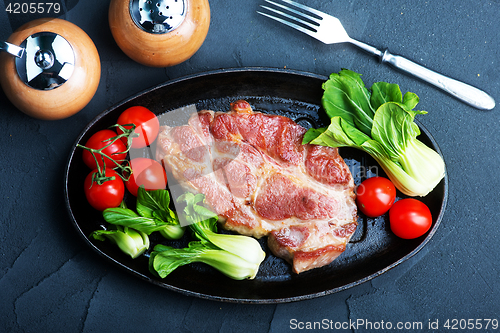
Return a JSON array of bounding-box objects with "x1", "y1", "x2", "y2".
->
[
  {"x1": 280, "y1": 0, "x2": 327, "y2": 19},
  {"x1": 257, "y1": 10, "x2": 319, "y2": 40},
  {"x1": 263, "y1": 0, "x2": 322, "y2": 25},
  {"x1": 259, "y1": 5, "x2": 319, "y2": 31}
]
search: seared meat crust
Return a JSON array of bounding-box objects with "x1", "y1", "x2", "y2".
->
[{"x1": 156, "y1": 100, "x2": 357, "y2": 273}]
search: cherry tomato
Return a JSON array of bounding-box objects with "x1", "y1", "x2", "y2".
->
[
  {"x1": 137, "y1": 163, "x2": 168, "y2": 191},
  {"x1": 356, "y1": 177, "x2": 396, "y2": 217},
  {"x1": 389, "y1": 198, "x2": 432, "y2": 239},
  {"x1": 126, "y1": 158, "x2": 167, "y2": 196},
  {"x1": 84, "y1": 168, "x2": 125, "y2": 211},
  {"x1": 117, "y1": 106, "x2": 159, "y2": 148},
  {"x1": 82, "y1": 129, "x2": 127, "y2": 170}
]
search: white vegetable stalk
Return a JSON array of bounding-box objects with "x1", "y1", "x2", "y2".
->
[
  {"x1": 396, "y1": 138, "x2": 446, "y2": 196},
  {"x1": 114, "y1": 228, "x2": 150, "y2": 259},
  {"x1": 202, "y1": 230, "x2": 266, "y2": 265},
  {"x1": 374, "y1": 153, "x2": 438, "y2": 197},
  {"x1": 195, "y1": 249, "x2": 262, "y2": 280},
  {"x1": 159, "y1": 224, "x2": 186, "y2": 240},
  {"x1": 92, "y1": 227, "x2": 150, "y2": 259},
  {"x1": 151, "y1": 242, "x2": 264, "y2": 280},
  {"x1": 149, "y1": 192, "x2": 266, "y2": 280}
]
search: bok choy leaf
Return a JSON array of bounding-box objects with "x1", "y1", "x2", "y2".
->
[
  {"x1": 149, "y1": 193, "x2": 265, "y2": 280},
  {"x1": 304, "y1": 69, "x2": 445, "y2": 197},
  {"x1": 102, "y1": 186, "x2": 185, "y2": 239}
]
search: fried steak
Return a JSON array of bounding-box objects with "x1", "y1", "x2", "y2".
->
[{"x1": 156, "y1": 100, "x2": 357, "y2": 273}]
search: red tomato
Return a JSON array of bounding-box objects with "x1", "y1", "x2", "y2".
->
[
  {"x1": 82, "y1": 129, "x2": 127, "y2": 169},
  {"x1": 389, "y1": 198, "x2": 432, "y2": 239},
  {"x1": 126, "y1": 158, "x2": 152, "y2": 195},
  {"x1": 117, "y1": 106, "x2": 159, "y2": 148},
  {"x1": 84, "y1": 169, "x2": 125, "y2": 211},
  {"x1": 356, "y1": 177, "x2": 396, "y2": 217},
  {"x1": 126, "y1": 158, "x2": 167, "y2": 196},
  {"x1": 137, "y1": 162, "x2": 167, "y2": 190}
]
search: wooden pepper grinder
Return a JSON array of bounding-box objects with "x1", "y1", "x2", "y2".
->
[
  {"x1": 0, "y1": 18, "x2": 101, "y2": 120},
  {"x1": 109, "y1": 0, "x2": 210, "y2": 67}
]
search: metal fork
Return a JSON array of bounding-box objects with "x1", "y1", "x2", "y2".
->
[{"x1": 258, "y1": 0, "x2": 495, "y2": 110}]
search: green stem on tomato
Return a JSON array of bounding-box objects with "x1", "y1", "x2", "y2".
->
[{"x1": 77, "y1": 123, "x2": 139, "y2": 182}]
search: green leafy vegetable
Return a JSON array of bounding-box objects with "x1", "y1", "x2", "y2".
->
[
  {"x1": 179, "y1": 193, "x2": 265, "y2": 265},
  {"x1": 149, "y1": 193, "x2": 266, "y2": 280},
  {"x1": 102, "y1": 186, "x2": 185, "y2": 239},
  {"x1": 321, "y1": 69, "x2": 375, "y2": 136},
  {"x1": 136, "y1": 186, "x2": 175, "y2": 221},
  {"x1": 304, "y1": 69, "x2": 445, "y2": 197},
  {"x1": 102, "y1": 208, "x2": 169, "y2": 235},
  {"x1": 92, "y1": 187, "x2": 185, "y2": 258},
  {"x1": 90, "y1": 226, "x2": 149, "y2": 259},
  {"x1": 150, "y1": 242, "x2": 263, "y2": 280}
]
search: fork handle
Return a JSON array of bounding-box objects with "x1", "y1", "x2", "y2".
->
[{"x1": 380, "y1": 50, "x2": 495, "y2": 110}]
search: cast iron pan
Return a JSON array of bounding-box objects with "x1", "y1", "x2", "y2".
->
[{"x1": 64, "y1": 67, "x2": 448, "y2": 303}]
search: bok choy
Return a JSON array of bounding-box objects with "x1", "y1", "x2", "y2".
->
[
  {"x1": 303, "y1": 69, "x2": 445, "y2": 197},
  {"x1": 90, "y1": 226, "x2": 149, "y2": 259},
  {"x1": 149, "y1": 193, "x2": 266, "y2": 280},
  {"x1": 91, "y1": 187, "x2": 184, "y2": 258},
  {"x1": 101, "y1": 186, "x2": 185, "y2": 239}
]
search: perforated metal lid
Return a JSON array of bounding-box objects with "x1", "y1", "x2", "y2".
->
[
  {"x1": 15, "y1": 32, "x2": 75, "y2": 90},
  {"x1": 129, "y1": 0, "x2": 186, "y2": 34}
]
